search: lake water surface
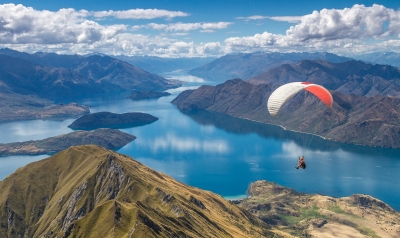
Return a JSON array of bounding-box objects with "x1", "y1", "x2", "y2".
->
[{"x1": 1, "y1": 72, "x2": 400, "y2": 210}]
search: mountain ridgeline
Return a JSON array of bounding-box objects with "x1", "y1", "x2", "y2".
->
[
  {"x1": 249, "y1": 59, "x2": 400, "y2": 97},
  {"x1": 0, "y1": 48, "x2": 181, "y2": 100},
  {"x1": 0, "y1": 145, "x2": 272, "y2": 238},
  {"x1": 172, "y1": 79, "x2": 400, "y2": 148},
  {"x1": 351, "y1": 51, "x2": 400, "y2": 68},
  {"x1": 188, "y1": 51, "x2": 352, "y2": 81}
]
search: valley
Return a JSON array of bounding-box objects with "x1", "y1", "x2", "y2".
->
[{"x1": 1, "y1": 49, "x2": 400, "y2": 237}]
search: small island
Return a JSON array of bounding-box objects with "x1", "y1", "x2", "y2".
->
[
  {"x1": 128, "y1": 90, "x2": 171, "y2": 100},
  {"x1": 0, "y1": 128, "x2": 135, "y2": 156},
  {"x1": 68, "y1": 111, "x2": 158, "y2": 130}
]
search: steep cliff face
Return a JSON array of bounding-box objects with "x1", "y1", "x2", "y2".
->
[
  {"x1": 172, "y1": 79, "x2": 400, "y2": 148},
  {"x1": 0, "y1": 145, "x2": 272, "y2": 238}
]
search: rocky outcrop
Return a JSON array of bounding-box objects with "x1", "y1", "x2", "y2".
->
[
  {"x1": 68, "y1": 112, "x2": 158, "y2": 130},
  {"x1": 0, "y1": 145, "x2": 272, "y2": 238},
  {"x1": 0, "y1": 128, "x2": 135, "y2": 156},
  {"x1": 172, "y1": 79, "x2": 400, "y2": 148}
]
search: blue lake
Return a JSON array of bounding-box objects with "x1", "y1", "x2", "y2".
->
[{"x1": 1, "y1": 72, "x2": 400, "y2": 210}]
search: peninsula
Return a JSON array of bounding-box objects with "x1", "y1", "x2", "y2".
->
[
  {"x1": 128, "y1": 90, "x2": 171, "y2": 100},
  {"x1": 0, "y1": 93, "x2": 89, "y2": 123},
  {"x1": 0, "y1": 129, "x2": 135, "y2": 156}
]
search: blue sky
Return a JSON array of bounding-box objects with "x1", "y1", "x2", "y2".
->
[{"x1": 0, "y1": 0, "x2": 399, "y2": 57}]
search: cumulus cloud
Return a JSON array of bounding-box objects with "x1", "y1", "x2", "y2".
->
[
  {"x1": 286, "y1": 4, "x2": 398, "y2": 41},
  {"x1": 0, "y1": 4, "x2": 125, "y2": 44},
  {"x1": 226, "y1": 4, "x2": 400, "y2": 54},
  {"x1": 2, "y1": 3, "x2": 400, "y2": 57},
  {"x1": 92, "y1": 9, "x2": 188, "y2": 20}
]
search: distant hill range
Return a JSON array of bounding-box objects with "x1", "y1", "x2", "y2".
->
[
  {"x1": 351, "y1": 52, "x2": 400, "y2": 68},
  {"x1": 188, "y1": 51, "x2": 352, "y2": 81},
  {"x1": 249, "y1": 59, "x2": 400, "y2": 97},
  {"x1": 115, "y1": 55, "x2": 216, "y2": 73},
  {"x1": 172, "y1": 79, "x2": 400, "y2": 148},
  {"x1": 0, "y1": 145, "x2": 271, "y2": 237},
  {"x1": 0, "y1": 48, "x2": 181, "y2": 100}
]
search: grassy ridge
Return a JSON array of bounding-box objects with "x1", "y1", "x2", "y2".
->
[{"x1": 0, "y1": 145, "x2": 273, "y2": 237}]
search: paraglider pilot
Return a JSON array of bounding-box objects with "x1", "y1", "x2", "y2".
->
[{"x1": 296, "y1": 156, "x2": 306, "y2": 169}]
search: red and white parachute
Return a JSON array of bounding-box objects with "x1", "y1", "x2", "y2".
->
[{"x1": 268, "y1": 82, "x2": 333, "y2": 116}]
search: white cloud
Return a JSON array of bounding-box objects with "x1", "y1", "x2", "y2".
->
[
  {"x1": 225, "y1": 4, "x2": 400, "y2": 54},
  {"x1": 2, "y1": 3, "x2": 400, "y2": 57},
  {"x1": 237, "y1": 15, "x2": 302, "y2": 23},
  {"x1": 268, "y1": 16, "x2": 303, "y2": 23},
  {"x1": 140, "y1": 22, "x2": 232, "y2": 32},
  {"x1": 0, "y1": 4, "x2": 125, "y2": 44},
  {"x1": 286, "y1": 4, "x2": 397, "y2": 42},
  {"x1": 92, "y1": 9, "x2": 188, "y2": 20}
]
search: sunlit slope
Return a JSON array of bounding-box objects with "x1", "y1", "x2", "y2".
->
[
  {"x1": 239, "y1": 180, "x2": 400, "y2": 238},
  {"x1": 0, "y1": 145, "x2": 272, "y2": 237}
]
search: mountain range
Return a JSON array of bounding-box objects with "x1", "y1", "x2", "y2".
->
[
  {"x1": 249, "y1": 60, "x2": 400, "y2": 97},
  {"x1": 115, "y1": 55, "x2": 216, "y2": 73},
  {"x1": 0, "y1": 48, "x2": 183, "y2": 122},
  {"x1": 188, "y1": 51, "x2": 352, "y2": 81},
  {"x1": 0, "y1": 48, "x2": 181, "y2": 100},
  {"x1": 351, "y1": 52, "x2": 400, "y2": 68}
]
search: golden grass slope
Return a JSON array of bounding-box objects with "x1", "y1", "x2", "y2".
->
[{"x1": 0, "y1": 145, "x2": 273, "y2": 238}]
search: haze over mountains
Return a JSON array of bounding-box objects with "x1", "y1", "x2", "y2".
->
[
  {"x1": 115, "y1": 55, "x2": 216, "y2": 73},
  {"x1": 188, "y1": 52, "x2": 353, "y2": 81},
  {"x1": 351, "y1": 52, "x2": 400, "y2": 68}
]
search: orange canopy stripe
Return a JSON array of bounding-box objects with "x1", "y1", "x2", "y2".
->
[{"x1": 304, "y1": 85, "x2": 333, "y2": 107}]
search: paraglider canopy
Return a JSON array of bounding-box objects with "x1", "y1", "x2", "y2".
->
[{"x1": 268, "y1": 82, "x2": 333, "y2": 116}]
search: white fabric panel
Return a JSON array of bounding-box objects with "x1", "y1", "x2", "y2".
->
[{"x1": 267, "y1": 82, "x2": 309, "y2": 116}]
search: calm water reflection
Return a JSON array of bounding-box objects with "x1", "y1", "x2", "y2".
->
[{"x1": 1, "y1": 72, "x2": 400, "y2": 210}]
